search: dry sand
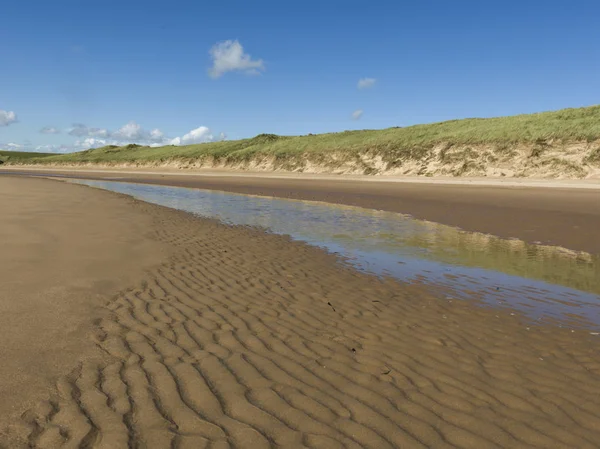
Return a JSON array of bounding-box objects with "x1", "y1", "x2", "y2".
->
[{"x1": 1, "y1": 176, "x2": 600, "y2": 448}]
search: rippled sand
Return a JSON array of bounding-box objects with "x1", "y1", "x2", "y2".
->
[{"x1": 2, "y1": 177, "x2": 600, "y2": 448}]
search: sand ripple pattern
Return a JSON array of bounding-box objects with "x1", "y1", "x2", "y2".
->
[{"x1": 9, "y1": 206, "x2": 600, "y2": 448}]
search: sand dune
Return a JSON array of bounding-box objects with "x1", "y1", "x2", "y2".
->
[{"x1": 2, "y1": 178, "x2": 600, "y2": 448}]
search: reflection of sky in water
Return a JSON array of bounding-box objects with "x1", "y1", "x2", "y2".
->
[{"x1": 70, "y1": 179, "x2": 600, "y2": 330}]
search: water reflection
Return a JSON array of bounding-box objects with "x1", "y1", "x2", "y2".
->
[{"x1": 69, "y1": 179, "x2": 600, "y2": 329}]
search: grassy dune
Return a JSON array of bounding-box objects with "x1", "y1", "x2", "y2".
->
[
  {"x1": 0, "y1": 150, "x2": 55, "y2": 164},
  {"x1": 7, "y1": 105, "x2": 600, "y2": 177}
]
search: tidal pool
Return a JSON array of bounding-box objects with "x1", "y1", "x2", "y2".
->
[{"x1": 69, "y1": 179, "x2": 600, "y2": 330}]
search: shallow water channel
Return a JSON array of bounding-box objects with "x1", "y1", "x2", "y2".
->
[{"x1": 69, "y1": 179, "x2": 600, "y2": 330}]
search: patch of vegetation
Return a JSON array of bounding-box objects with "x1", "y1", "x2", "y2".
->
[
  {"x1": 494, "y1": 142, "x2": 511, "y2": 154},
  {"x1": 584, "y1": 146, "x2": 600, "y2": 165},
  {"x1": 529, "y1": 138, "x2": 549, "y2": 158},
  {"x1": 485, "y1": 153, "x2": 499, "y2": 164},
  {"x1": 439, "y1": 146, "x2": 479, "y2": 164},
  {"x1": 453, "y1": 161, "x2": 474, "y2": 176},
  {"x1": 363, "y1": 166, "x2": 379, "y2": 175},
  {"x1": 437, "y1": 143, "x2": 453, "y2": 162},
  {"x1": 543, "y1": 158, "x2": 587, "y2": 177}
]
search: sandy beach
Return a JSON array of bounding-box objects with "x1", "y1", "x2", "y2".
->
[{"x1": 1, "y1": 175, "x2": 600, "y2": 448}]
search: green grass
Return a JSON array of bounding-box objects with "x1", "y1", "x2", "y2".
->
[
  {"x1": 0, "y1": 150, "x2": 55, "y2": 164},
  {"x1": 7, "y1": 104, "x2": 600, "y2": 167}
]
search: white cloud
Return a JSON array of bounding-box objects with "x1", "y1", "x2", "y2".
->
[
  {"x1": 75, "y1": 137, "x2": 108, "y2": 149},
  {"x1": 357, "y1": 78, "x2": 376, "y2": 89},
  {"x1": 112, "y1": 121, "x2": 170, "y2": 144},
  {"x1": 169, "y1": 126, "x2": 218, "y2": 146},
  {"x1": 112, "y1": 121, "x2": 143, "y2": 140},
  {"x1": 352, "y1": 109, "x2": 364, "y2": 120},
  {"x1": 67, "y1": 121, "x2": 166, "y2": 146},
  {"x1": 0, "y1": 110, "x2": 18, "y2": 127},
  {"x1": 40, "y1": 126, "x2": 61, "y2": 134},
  {"x1": 38, "y1": 120, "x2": 225, "y2": 152},
  {"x1": 150, "y1": 128, "x2": 163, "y2": 139},
  {"x1": 208, "y1": 40, "x2": 265, "y2": 79},
  {"x1": 180, "y1": 126, "x2": 214, "y2": 144}
]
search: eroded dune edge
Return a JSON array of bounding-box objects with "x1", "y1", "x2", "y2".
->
[{"x1": 3, "y1": 181, "x2": 600, "y2": 449}]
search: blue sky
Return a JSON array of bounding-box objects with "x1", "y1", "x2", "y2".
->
[{"x1": 1, "y1": 0, "x2": 599, "y2": 152}]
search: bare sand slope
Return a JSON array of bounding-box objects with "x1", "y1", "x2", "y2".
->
[
  {"x1": 0, "y1": 177, "x2": 170, "y2": 445},
  {"x1": 2, "y1": 178, "x2": 600, "y2": 448}
]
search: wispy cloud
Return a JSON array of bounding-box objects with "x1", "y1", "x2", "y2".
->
[
  {"x1": 357, "y1": 78, "x2": 376, "y2": 89},
  {"x1": 0, "y1": 142, "x2": 24, "y2": 150},
  {"x1": 68, "y1": 123, "x2": 109, "y2": 138},
  {"x1": 352, "y1": 109, "x2": 364, "y2": 120},
  {"x1": 0, "y1": 110, "x2": 18, "y2": 127},
  {"x1": 150, "y1": 129, "x2": 163, "y2": 139},
  {"x1": 208, "y1": 40, "x2": 265, "y2": 79},
  {"x1": 1, "y1": 141, "x2": 70, "y2": 154},
  {"x1": 35, "y1": 144, "x2": 71, "y2": 153},
  {"x1": 39, "y1": 126, "x2": 61, "y2": 134}
]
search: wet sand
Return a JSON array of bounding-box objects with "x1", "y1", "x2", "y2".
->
[
  {"x1": 0, "y1": 178, "x2": 171, "y2": 446},
  {"x1": 2, "y1": 168, "x2": 599, "y2": 254},
  {"x1": 1, "y1": 175, "x2": 600, "y2": 448}
]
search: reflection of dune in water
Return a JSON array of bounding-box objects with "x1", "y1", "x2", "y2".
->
[
  {"x1": 287, "y1": 206, "x2": 599, "y2": 296},
  {"x1": 299, "y1": 208, "x2": 598, "y2": 296},
  {"x1": 397, "y1": 227, "x2": 599, "y2": 295}
]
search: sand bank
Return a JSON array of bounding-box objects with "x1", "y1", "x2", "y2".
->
[
  {"x1": 1, "y1": 176, "x2": 600, "y2": 448},
  {"x1": 2, "y1": 167, "x2": 599, "y2": 254}
]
